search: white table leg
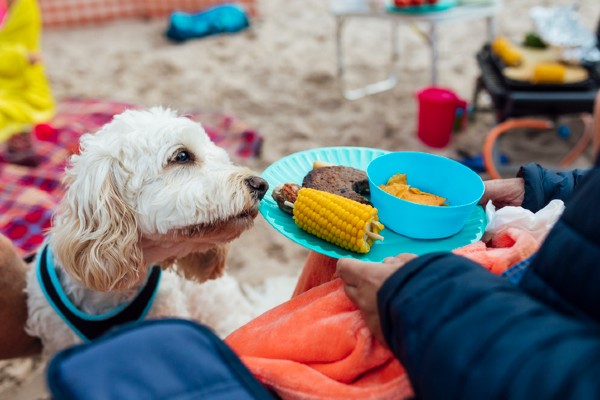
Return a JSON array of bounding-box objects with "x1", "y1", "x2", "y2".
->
[
  {"x1": 485, "y1": 15, "x2": 495, "y2": 42},
  {"x1": 335, "y1": 15, "x2": 346, "y2": 83},
  {"x1": 391, "y1": 19, "x2": 400, "y2": 71},
  {"x1": 429, "y1": 22, "x2": 438, "y2": 85},
  {"x1": 335, "y1": 16, "x2": 400, "y2": 100}
]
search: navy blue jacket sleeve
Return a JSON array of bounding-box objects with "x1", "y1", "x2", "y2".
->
[
  {"x1": 517, "y1": 163, "x2": 588, "y2": 212},
  {"x1": 378, "y1": 252, "x2": 600, "y2": 400},
  {"x1": 518, "y1": 166, "x2": 600, "y2": 323}
]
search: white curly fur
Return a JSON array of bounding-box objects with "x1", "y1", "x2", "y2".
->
[{"x1": 25, "y1": 107, "x2": 267, "y2": 356}]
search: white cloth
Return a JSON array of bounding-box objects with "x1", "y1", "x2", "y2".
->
[{"x1": 484, "y1": 199, "x2": 565, "y2": 243}]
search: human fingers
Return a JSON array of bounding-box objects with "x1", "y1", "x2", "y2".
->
[
  {"x1": 27, "y1": 52, "x2": 41, "y2": 64},
  {"x1": 342, "y1": 283, "x2": 361, "y2": 305},
  {"x1": 479, "y1": 178, "x2": 525, "y2": 208},
  {"x1": 339, "y1": 258, "x2": 402, "y2": 293},
  {"x1": 343, "y1": 282, "x2": 386, "y2": 346},
  {"x1": 504, "y1": 177, "x2": 525, "y2": 207},
  {"x1": 342, "y1": 279, "x2": 387, "y2": 347},
  {"x1": 339, "y1": 268, "x2": 375, "y2": 315},
  {"x1": 478, "y1": 179, "x2": 501, "y2": 205},
  {"x1": 336, "y1": 258, "x2": 380, "y2": 286},
  {"x1": 366, "y1": 314, "x2": 387, "y2": 347},
  {"x1": 382, "y1": 256, "x2": 403, "y2": 266},
  {"x1": 384, "y1": 253, "x2": 417, "y2": 264}
]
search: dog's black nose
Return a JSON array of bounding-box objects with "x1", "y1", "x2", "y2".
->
[{"x1": 246, "y1": 176, "x2": 269, "y2": 200}]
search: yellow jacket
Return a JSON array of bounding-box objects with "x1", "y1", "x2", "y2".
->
[{"x1": 0, "y1": 0, "x2": 55, "y2": 142}]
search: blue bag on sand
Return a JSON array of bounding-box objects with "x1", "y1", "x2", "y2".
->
[
  {"x1": 47, "y1": 319, "x2": 275, "y2": 400},
  {"x1": 165, "y1": 4, "x2": 250, "y2": 42}
]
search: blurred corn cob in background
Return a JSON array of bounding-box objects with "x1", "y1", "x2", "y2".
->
[
  {"x1": 491, "y1": 36, "x2": 523, "y2": 67},
  {"x1": 532, "y1": 63, "x2": 566, "y2": 84}
]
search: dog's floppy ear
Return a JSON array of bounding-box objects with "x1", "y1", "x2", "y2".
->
[
  {"x1": 175, "y1": 244, "x2": 229, "y2": 282},
  {"x1": 50, "y1": 148, "x2": 143, "y2": 292}
]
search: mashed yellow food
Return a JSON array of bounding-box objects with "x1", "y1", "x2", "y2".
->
[{"x1": 379, "y1": 173, "x2": 447, "y2": 206}]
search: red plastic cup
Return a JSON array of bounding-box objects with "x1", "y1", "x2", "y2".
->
[{"x1": 416, "y1": 87, "x2": 467, "y2": 148}]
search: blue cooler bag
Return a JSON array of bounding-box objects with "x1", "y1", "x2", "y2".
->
[{"x1": 47, "y1": 319, "x2": 275, "y2": 400}]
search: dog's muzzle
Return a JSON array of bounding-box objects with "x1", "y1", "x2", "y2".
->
[{"x1": 245, "y1": 176, "x2": 269, "y2": 200}]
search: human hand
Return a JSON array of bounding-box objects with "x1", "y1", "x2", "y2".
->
[
  {"x1": 478, "y1": 177, "x2": 525, "y2": 209},
  {"x1": 336, "y1": 253, "x2": 417, "y2": 345},
  {"x1": 27, "y1": 52, "x2": 41, "y2": 65}
]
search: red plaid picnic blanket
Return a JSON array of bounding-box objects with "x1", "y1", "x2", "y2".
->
[
  {"x1": 0, "y1": 98, "x2": 263, "y2": 256},
  {"x1": 39, "y1": 0, "x2": 257, "y2": 28}
]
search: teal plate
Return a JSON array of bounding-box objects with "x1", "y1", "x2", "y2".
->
[
  {"x1": 386, "y1": 0, "x2": 457, "y2": 14},
  {"x1": 259, "y1": 147, "x2": 486, "y2": 262}
]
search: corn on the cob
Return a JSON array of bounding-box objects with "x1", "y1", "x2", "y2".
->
[
  {"x1": 491, "y1": 37, "x2": 523, "y2": 67},
  {"x1": 292, "y1": 188, "x2": 384, "y2": 253},
  {"x1": 532, "y1": 63, "x2": 566, "y2": 84},
  {"x1": 491, "y1": 36, "x2": 510, "y2": 54}
]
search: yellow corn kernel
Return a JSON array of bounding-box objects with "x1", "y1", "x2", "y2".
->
[
  {"x1": 532, "y1": 63, "x2": 566, "y2": 84},
  {"x1": 293, "y1": 188, "x2": 384, "y2": 253},
  {"x1": 491, "y1": 37, "x2": 523, "y2": 67}
]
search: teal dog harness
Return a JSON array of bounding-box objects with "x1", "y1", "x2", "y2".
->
[{"x1": 37, "y1": 243, "x2": 162, "y2": 342}]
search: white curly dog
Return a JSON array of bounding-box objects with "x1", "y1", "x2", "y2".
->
[{"x1": 25, "y1": 107, "x2": 269, "y2": 356}]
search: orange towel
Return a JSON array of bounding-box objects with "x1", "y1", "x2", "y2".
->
[
  {"x1": 226, "y1": 228, "x2": 540, "y2": 399},
  {"x1": 226, "y1": 277, "x2": 413, "y2": 399},
  {"x1": 291, "y1": 250, "x2": 338, "y2": 298},
  {"x1": 453, "y1": 227, "x2": 539, "y2": 275}
]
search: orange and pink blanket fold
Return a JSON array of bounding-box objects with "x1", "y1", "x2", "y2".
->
[{"x1": 225, "y1": 228, "x2": 540, "y2": 399}]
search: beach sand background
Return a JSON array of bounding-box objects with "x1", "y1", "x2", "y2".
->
[{"x1": 1, "y1": 0, "x2": 598, "y2": 398}]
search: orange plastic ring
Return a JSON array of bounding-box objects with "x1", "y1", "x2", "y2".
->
[{"x1": 482, "y1": 119, "x2": 554, "y2": 180}]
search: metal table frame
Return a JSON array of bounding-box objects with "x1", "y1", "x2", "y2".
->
[{"x1": 331, "y1": 1, "x2": 500, "y2": 100}]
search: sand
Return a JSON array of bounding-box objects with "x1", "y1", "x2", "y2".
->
[{"x1": 1, "y1": 0, "x2": 598, "y2": 397}]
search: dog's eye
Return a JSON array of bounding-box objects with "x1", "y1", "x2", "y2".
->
[{"x1": 172, "y1": 150, "x2": 193, "y2": 164}]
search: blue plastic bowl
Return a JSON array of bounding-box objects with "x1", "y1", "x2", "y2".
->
[{"x1": 367, "y1": 152, "x2": 484, "y2": 239}]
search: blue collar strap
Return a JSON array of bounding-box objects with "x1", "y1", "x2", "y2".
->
[{"x1": 37, "y1": 244, "x2": 162, "y2": 342}]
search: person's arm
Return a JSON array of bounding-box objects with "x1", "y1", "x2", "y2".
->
[
  {"x1": 517, "y1": 163, "x2": 589, "y2": 212},
  {"x1": 594, "y1": 90, "x2": 600, "y2": 157},
  {"x1": 518, "y1": 166, "x2": 600, "y2": 323},
  {"x1": 378, "y1": 252, "x2": 600, "y2": 400},
  {"x1": 0, "y1": 234, "x2": 41, "y2": 359},
  {"x1": 479, "y1": 164, "x2": 589, "y2": 213},
  {"x1": 0, "y1": 44, "x2": 30, "y2": 78}
]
